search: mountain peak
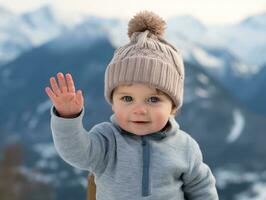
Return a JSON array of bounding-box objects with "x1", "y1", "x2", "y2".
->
[
  {"x1": 167, "y1": 15, "x2": 205, "y2": 30},
  {"x1": 241, "y1": 11, "x2": 266, "y2": 29},
  {"x1": 21, "y1": 4, "x2": 56, "y2": 26}
]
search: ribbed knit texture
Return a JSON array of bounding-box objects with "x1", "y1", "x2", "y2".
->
[{"x1": 105, "y1": 29, "x2": 185, "y2": 110}]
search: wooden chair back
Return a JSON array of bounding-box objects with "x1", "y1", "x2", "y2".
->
[{"x1": 87, "y1": 174, "x2": 96, "y2": 200}]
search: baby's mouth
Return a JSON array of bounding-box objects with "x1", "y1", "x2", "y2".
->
[{"x1": 131, "y1": 121, "x2": 150, "y2": 124}]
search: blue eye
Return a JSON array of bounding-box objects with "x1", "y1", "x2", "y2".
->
[
  {"x1": 121, "y1": 96, "x2": 133, "y2": 102},
  {"x1": 147, "y1": 96, "x2": 160, "y2": 103}
]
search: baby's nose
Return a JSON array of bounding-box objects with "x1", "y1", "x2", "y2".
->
[{"x1": 132, "y1": 104, "x2": 147, "y2": 115}]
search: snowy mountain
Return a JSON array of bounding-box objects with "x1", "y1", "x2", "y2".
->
[
  {"x1": 0, "y1": 7, "x2": 32, "y2": 66},
  {"x1": 165, "y1": 14, "x2": 262, "y2": 75},
  {"x1": 166, "y1": 15, "x2": 206, "y2": 58},
  {"x1": 20, "y1": 5, "x2": 67, "y2": 46},
  {"x1": 200, "y1": 12, "x2": 266, "y2": 68},
  {"x1": 73, "y1": 15, "x2": 128, "y2": 48},
  {"x1": 167, "y1": 15, "x2": 206, "y2": 41},
  {"x1": 243, "y1": 64, "x2": 266, "y2": 115},
  {"x1": 0, "y1": 5, "x2": 81, "y2": 67}
]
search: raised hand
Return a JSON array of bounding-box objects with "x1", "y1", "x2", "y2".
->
[{"x1": 45, "y1": 72, "x2": 84, "y2": 118}]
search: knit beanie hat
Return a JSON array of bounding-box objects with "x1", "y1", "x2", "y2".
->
[{"x1": 104, "y1": 10, "x2": 185, "y2": 110}]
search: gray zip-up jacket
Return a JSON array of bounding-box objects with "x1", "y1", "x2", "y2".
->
[{"x1": 51, "y1": 107, "x2": 218, "y2": 200}]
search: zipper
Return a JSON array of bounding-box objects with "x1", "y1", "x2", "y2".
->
[{"x1": 141, "y1": 136, "x2": 150, "y2": 196}]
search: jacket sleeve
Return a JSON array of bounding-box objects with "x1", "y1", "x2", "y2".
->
[
  {"x1": 182, "y1": 138, "x2": 219, "y2": 200},
  {"x1": 50, "y1": 107, "x2": 111, "y2": 174}
]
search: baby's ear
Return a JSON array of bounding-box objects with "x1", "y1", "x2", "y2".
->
[{"x1": 171, "y1": 107, "x2": 177, "y2": 116}]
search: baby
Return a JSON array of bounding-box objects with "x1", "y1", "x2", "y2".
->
[{"x1": 45, "y1": 11, "x2": 218, "y2": 200}]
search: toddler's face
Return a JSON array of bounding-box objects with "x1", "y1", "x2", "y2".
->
[{"x1": 112, "y1": 83, "x2": 176, "y2": 136}]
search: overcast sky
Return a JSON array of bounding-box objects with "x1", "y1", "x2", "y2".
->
[{"x1": 0, "y1": 0, "x2": 265, "y2": 25}]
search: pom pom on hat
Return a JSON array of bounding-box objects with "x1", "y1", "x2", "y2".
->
[{"x1": 128, "y1": 10, "x2": 166, "y2": 38}]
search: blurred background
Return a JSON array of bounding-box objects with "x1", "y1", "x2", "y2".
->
[{"x1": 0, "y1": 0, "x2": 266, "y2": 199}]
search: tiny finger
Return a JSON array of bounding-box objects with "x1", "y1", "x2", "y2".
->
[
  {"x1": 50, "y1": 77, "x2": 61, "y2": 96},
  {"x1": 45, "y1": 87, "x2": 57, "y2": 104},
  {"x1": 66, "y1": 73, "x2": 75, "y2": 93},
  {"x1": 76, "y1": 90, "x2": 84, "y2": 106},
  {"x1": 57, "y1": 72, "x2": 68, "y2": 93}
]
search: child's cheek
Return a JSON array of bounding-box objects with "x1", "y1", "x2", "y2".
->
[
  {"x1": 153, "y1": 111, "x2": 170, "y2": 130},
  {"x1": 114, "y1": 111, "x2": 127, "y2": 126},
  {"x1": 116, "y1": 114, "x2": 132, "y2": 133}
]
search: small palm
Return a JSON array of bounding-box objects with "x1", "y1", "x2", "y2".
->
[{"x1": 45, "y1": 72, "x2": 84, "y2": 118}]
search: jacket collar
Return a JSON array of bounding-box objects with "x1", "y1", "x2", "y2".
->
[{"x1": 110, "y1": 114, "x2": 180, "y2": 140}]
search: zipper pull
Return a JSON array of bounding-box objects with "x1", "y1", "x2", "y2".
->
[{"x1": 142, "y1": 137, "x2": 147, "y2": 145}]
